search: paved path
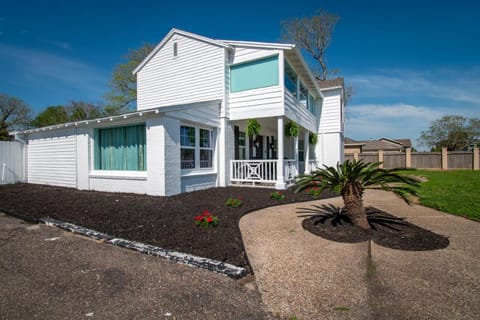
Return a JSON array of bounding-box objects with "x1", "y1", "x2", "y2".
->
[
  {"x1": 240, "y1": 190, "x2": 480, "y2": 320},
  {"x1": 0, "y1": 214, "x2": 274, "y2": 320}
]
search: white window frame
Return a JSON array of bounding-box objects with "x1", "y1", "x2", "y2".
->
[{"x1": 181, "y1": 125, "x2": 215, "y2": 173}]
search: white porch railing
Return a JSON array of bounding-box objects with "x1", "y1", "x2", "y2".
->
[
  {"x1": 230, "y1": 160, "x2": 278, "y2": 183},
  {"x1": 306, "y1": 160, "x2": 319, "y2": 173},
  {"x1": 284, "y1": 159, "x2": 298, "y2": 184}
]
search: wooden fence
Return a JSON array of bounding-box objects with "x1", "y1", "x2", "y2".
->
[
  {"x1": 345, "y1": 147, "x2": 480, "y2": 170},
  {"x1": 0, "y1": 141, "x2": 25, "y2": 184}
]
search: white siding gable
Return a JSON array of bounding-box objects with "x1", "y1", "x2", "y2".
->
[{"x1": 137, "y1": 34, "x2": 225, "y2": 111}]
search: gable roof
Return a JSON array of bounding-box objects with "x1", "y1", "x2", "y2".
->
[
  {"x1": 133, "y1": 28, "x2": 231, "y2": 74},
  {"x1": 344, "y1": 137, "x2": 412, "y2": 151},
  {"x1": 132, "y1": 28, "x2": 344, "y2": 99},
  {"x1": 380, "y1": 138, "x2": 412, "y2": 148}
]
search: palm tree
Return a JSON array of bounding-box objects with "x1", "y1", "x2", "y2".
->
[{"x1": 295, "y1": 160, "x2": 420, "y2": 230}]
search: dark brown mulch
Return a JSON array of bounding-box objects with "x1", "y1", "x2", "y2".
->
[
  {"x1": 0, "y1": 183, "x2": 336, "y2": 274},
  {"x1": 300, "y1": 205, "x2": 450, "y2": 251}
]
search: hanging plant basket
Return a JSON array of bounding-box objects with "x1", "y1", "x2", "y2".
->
[
  {"x1": 246, "y1": 119, "x2": 261, "y2": 137},
  {"x1": 284, "y1": 120, "x2": 299, "y2": 137},
  {"x1": 309, "y1": 133, "x2": 318, "y2": 145}
]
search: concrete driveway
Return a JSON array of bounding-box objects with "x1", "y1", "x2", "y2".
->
[
  {"x1": 0, "y1": 214, "x2": 274, "y2": 320},
  {"x1": 240, "y1": 190, "x2": 480, "y2": 320}
]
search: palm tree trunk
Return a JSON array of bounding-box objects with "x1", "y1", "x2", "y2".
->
[{"x1": 342, "y1": 183, "x2": 370, "y2": 230}]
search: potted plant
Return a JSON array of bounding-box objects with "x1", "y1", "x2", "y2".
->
[
  {"x1": 246, "y1": 119, "x2": 261, "y2": 137},
  {"x1": 285, "y1": 120, "x2": 299, "y2": 137},
  {"x1": 309, "y1": 133, "x2": 318, "y2": 145}
]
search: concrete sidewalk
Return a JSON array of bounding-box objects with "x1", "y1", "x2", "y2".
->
[{"x1": 240, "y1": 190, "x2": 480, "y2": 320}]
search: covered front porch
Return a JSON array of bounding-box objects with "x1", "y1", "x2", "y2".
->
[{"x1": 228, "y1": 117, "x2": 318, "y2": 189}]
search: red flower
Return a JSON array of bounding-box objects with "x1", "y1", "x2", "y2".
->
[
  {"x1": 207, "y1": 217, "x2": 213, "y2": 223},
  {"x1": 203, "y1": 210, "x2": 210, "y2": 216}
]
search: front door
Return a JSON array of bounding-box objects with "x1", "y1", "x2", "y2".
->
[{"x1": 249, "y1": 135, "x2": 263, "y2": 160}]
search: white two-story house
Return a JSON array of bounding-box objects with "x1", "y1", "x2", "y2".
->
[{"x1": 15, "y1": 28, "x2": 344, "y2": 196}]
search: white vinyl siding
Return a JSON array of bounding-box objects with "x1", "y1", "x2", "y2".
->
[
  {"x1": 27, "y1": 129, "x2": 77, "y2": 188},
  {"x1": 137, "y1": 34, "x2": 225, "y2": 110},
  {"x1": 319, "y1": 89, "x2": 343, "y2": 133},
  {"x1": 284, "y1": 90, "x2": 316, "y2": 132},
  {"x1": 227, "y1": 47, "x2": 284, "y2": 120}
]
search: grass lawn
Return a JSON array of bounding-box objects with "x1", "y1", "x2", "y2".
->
[{"x1": 408, "y1": 170, "x2": 480, "y2": 221}]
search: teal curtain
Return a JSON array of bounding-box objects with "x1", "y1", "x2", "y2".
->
[
  {"x1": 94, "y1": 124, "x2": 146, "y2": 171},
  {"x1": 230, "y1": 55, "x2": 279, "y2": 92}
]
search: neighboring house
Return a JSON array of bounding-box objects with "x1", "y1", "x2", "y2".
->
[
  {"x1": 14, "y1": 28, "x2": 345, "y2": 196},
  {"x1": 344, "y1": 137, "x2": 412, "y2": 154}
]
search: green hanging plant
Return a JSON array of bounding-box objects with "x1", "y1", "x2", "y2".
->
[
  {"x1": 285, "y1": 120, "x2": 299, "y2": 137},
  {"x1": 309, "y1": 133, "x2": 318, "y2": 145},
  {"x1": 246, "y1": 119, "x2": 261, "y2": 137}
]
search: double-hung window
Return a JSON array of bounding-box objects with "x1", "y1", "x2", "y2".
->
[
  {"x1": 181, "y1": 125, "x2": 214, "y2": 170},
  {"x1": 199, "y1": 129, "x2": 213, "y2": 168},
  {"x1": 94, "y1": 124, "x2": 146, "y2": 171},
  {"x1": 180, "y1": 126, "x2": 196, "y2": 169}
]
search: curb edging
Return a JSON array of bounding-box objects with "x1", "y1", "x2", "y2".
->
[{"x1": 40, "y1": 218, "x2": 246, "y2": 279}]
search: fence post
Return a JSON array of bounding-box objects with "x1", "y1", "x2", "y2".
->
[
  {"x1": 474, "y1": 147, "x2": 479, "y2": 171},
  {"x1": 405, "y1": 147, "x2": 411, "y2": 168},
  {"x1": 353, "y1": 152, "x2": 359, "y2": 161},
  {"x1": 441, "y1": 148, "x2": 448, "y2": 170},
  {"x1": 378, "y1": 150, "x2": 384, "y2": 168}
]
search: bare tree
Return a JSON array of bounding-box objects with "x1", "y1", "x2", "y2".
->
[
  {"x1": 0, "y1": 94, "x2": 32, "y2": 140},
  {"x1": 281, "y1": 10, "x2": 339, "y2": 80}
]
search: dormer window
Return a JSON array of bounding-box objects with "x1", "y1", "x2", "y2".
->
[{"x1": 173, "y1": 42, "x2": 178, "y2": 57}]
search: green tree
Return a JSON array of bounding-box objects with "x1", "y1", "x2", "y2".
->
[
  {"x1": 295, "y1": 160, "x2": 420, "y2": 230},
  {"x1": 67, "y1": 100, "x2": 103, "y2": 121},
  {"x1": 31, "y1": 106, "x2": 69, "y2": 127},
  {"x1": 106, "y1": 43, "x2": 154, "y2": 113},
  {"x1": 281, "y1": 10, "x2": 339, "y2": 80},
  {"x1": 420, "y1": 115, "x2": 480, "y2": 151},
  {"x1": 0, "y1": 94, "x2": 33, "y2": 140}
]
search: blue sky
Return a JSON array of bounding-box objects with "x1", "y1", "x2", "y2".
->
[{"x1": 1, "y1": 0, "x2": 479, "y2": 149}]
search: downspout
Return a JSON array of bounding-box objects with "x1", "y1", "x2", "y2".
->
[
  {"x1": 1, "y1": 163, "x2": 5, "y2": 182},
  {"x1": 14, "y1": 132, "x2": 27, "y2": 183}
]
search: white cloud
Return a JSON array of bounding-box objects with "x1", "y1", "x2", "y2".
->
[
  {"x1": 347, "y1": 68, "x2": 480, "y2": 105},
  {"x1": 345, "y1": 103, "x2": 451, "y2": 149}
]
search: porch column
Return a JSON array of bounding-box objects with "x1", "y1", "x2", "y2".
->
[
  {"x1": 294, "y1": 135, "x2": 299, "y2": 177},
  {"x1": 276, "y1": 116, "x2": 286, "y2": 189},
  {"x1": 304, "y1": 131, "x2": 310, "y2": 174}
]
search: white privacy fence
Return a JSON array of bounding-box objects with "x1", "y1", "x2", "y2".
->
[{"x1": 0, "y1": 141, "x2": 25, "y2": 185}]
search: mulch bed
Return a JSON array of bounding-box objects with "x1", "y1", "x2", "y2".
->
[
  {"x1": 300, "y1": 205, "x2": 450, "y2": 251},
  {"x1": 0, "y1": 183, "x2": 336, "y2": 274}
]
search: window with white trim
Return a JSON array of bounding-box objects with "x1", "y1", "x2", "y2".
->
[
  {"x1": 180, "y1": 125, "x2": 214, "y2": 170},
  {"x1": 180, "y1": 126, "x2": 195, "y2": 169},
  {"x1": 199, "y1": 129, "x2": 213, "y2": 168}
]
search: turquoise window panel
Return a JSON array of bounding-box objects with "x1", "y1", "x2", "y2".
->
[
  {"x1": 94, "y1": 124, "x2": 146, "y2": 171},
  {"x1": 230, "y1": 55, "x2": 279, "y2": 93}
]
